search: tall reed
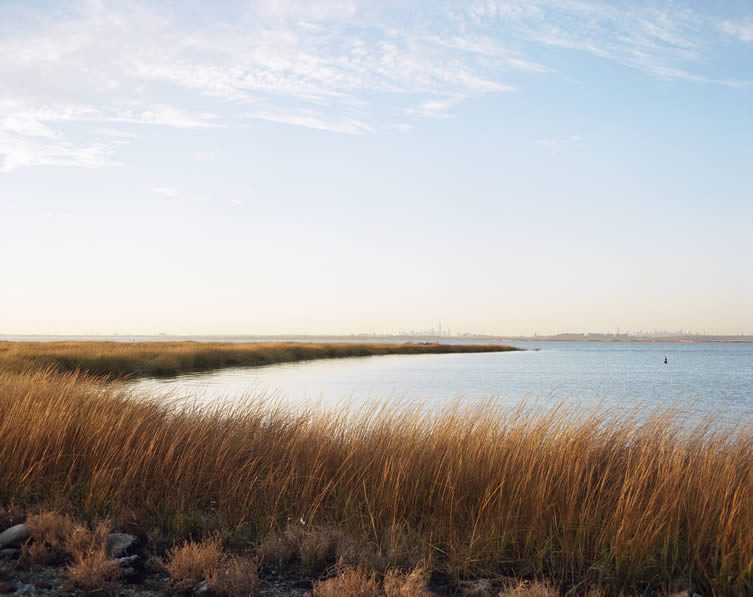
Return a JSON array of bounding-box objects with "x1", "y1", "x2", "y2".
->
[{"x1": 0, "y1": 368, "x2": 750, "y2": 593}]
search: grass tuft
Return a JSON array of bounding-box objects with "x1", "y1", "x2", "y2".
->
[
  {"x1": 498, "y1": 580, "x2": 561, "y2": 596},
  {"x1": 382, "y1": 566, "x2": 432, "y2": 596},
  {"x1": 313, "y1": 567, "x2": 380, "y2": 596},
  {"x1": 24, "y1": 512, "x2": 121, "y2": 588},
  {"x1": 164, "y1": 537, "x2": 223, "y2": 590},
  {"x1": 207, "y1": 555, "x2": 259, "y2": 596},
  {"x1": 164, "y1": 536, "x2": 258, "y2": 595},
  {"x1": 65, "y1": 522, "x2": 121, "y2": 590}
]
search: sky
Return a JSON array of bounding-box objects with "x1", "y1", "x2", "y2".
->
[{"x1": 0, "y1": 0, "x2": 752, "y2": 337}]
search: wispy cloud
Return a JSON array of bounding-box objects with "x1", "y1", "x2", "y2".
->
[
  {"x1": 536, "y1": 135, "x2": 582, "y2": 153},
  {"x1": 427, "y1": 35, "x2": 548, "y2": 73},
  {"x1": 110, "y1": 105, "x2": 220, "y2": 129},
  {"x1": 719, "y1": 19, "x2": 753, "y2": 44},
  {"x1": 469, "y1": 0, "x2": 750, "y2": 84},
  {"x1": 152, "y1": 186, "x2": 179, "y2": 198},
  {"x1": 406, "y1": 97, "x2": 464, "y2": 120},
  {"x1": 0, "y1": 130, "x2": 120, "y2": 172},
  {"x1": 96, "y1": 127, "x2": 138, "y2": 140},
  {"x1": 0, "y1": 0, "x2": 749, "y2": 171},
  {"x1": 39, "y1": 210, "x2": 73, "y2": 219},
  {"x1": 247, "y1": 109, "x2": 374, "y2": 134},
  {"x1": 152, "y1": 187, "x2": 214, "y2": 203}
]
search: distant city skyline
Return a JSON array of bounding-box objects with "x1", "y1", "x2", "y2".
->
[
  {"x1": 1, "y1": 1, "x2": 752, "y2": 336},
  {"x1": 2, "y1": 329, "x2": 751, "y2": 341}
]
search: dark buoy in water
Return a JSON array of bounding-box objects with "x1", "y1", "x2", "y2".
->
[{"x1": 664, "y1": 356, "x2": 668, "y2": 364}]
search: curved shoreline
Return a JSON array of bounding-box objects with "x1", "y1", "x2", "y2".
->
[{"x1": 0, "y1": 340, "x2": 521, "y2": 378}]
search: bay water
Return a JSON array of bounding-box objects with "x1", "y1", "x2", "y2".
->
[{"x1": 130, "y1": 341, "x2": 753, "y2": 423}]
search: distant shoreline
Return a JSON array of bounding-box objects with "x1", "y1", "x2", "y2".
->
[{"x1": 0, "y1": 340, "x2": 520, "y2": 378}]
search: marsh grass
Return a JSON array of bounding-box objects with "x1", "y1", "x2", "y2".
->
[
  {"x1": 0, "y1": 368, "x2": 751, "y2": 594},
  {"x1": 0, "y1": 340, "x2": 519, "y2": 378},
  {"x1": 164, "y1": 537, "x2": 224, "y2": 590},
  {"x1": 23, "y1": 512, "x2": 121, "y2": 588},
  {"x1": 163, "y1": 536, "x2": 259, "y2": 594}
]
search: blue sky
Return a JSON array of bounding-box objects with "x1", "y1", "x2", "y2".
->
[{"x1": 1, "y1": 0, "x2": 751, "y2": 336}]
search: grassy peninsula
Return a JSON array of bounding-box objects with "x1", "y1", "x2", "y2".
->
[
  {"x1": 0, "y1": 340, "x2": 519, "y2": 378},
  {"x1": 0, "y1": 361, "x2": 751, "y2": 594}
]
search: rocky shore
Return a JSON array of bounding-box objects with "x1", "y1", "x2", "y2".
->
[
  {"x1": 0, "y1": 516, "x2": 316, "y2": 597},
  {"x1": 0, "y1": 512, "x2": 706, "y2": 596}
]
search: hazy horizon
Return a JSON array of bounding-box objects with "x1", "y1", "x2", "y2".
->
[
  {"x1": 1, "y1": 330, "x2": 751, "y2": 339},
  {"x1": 2, "y1": 1, "x2": 752, "y2": 337}
]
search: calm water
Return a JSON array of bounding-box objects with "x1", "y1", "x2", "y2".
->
[{"x1": 131, "y1": 342, "x2": 753, "y2": 423}]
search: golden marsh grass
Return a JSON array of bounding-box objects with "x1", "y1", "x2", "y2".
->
[
  {"x1": 0, "y1": 368, "x2": 750, "y2": 593},
  {"x1": 0, "y1": 340, "x2": 519, "y2": 378}
]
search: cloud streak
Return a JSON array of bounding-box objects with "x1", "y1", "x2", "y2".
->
[
  {"x1": 0, "y1": 0, "x2": 750, "y2": 171},
  {"x1": 152, "y1": 186, "x2": 179, "y2": 198},
  {"x1": 536, "y1": 135, "x2": 582, "y2": 153},
  {"x1": 719, "y1": 19, "x2": 753, "y2": 44},
  {"x1": 468, "y1": 0, "x2": 750, "y2": 84}
]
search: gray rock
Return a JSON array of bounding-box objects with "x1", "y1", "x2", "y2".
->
[
  {"x1": 106, "y1": 532, "x2": 138, "y2": 558},
  {"x1": 0, "y1": 525, "x2": 28, "y2": 548},
  {"x1": 111, "y1": 554, "x2": 141, "y2": 579},
  {"x1": 0, "y1": 548, "x2": 19, "y2": 560},
  {"x1": 192, "y1": 580, "x2": 211, "y2": 595},
  {"x1": 112, "y1": 555, "x2": 140, "y2": 567}
]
